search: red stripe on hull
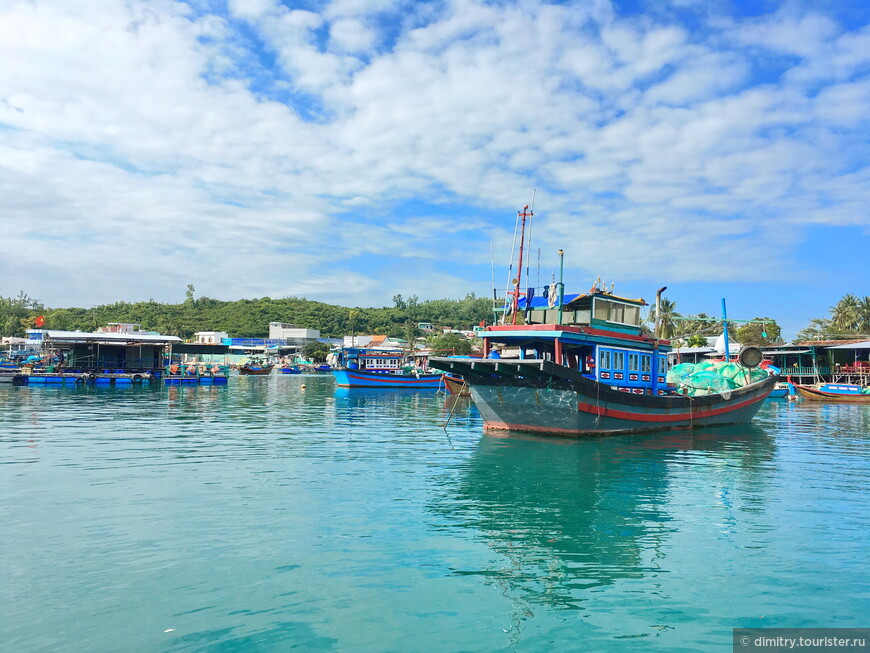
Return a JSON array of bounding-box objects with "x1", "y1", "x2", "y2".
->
[
  {"x1": 341, "y1": 373, "x2": 441, "y2": 386},
  {"x1": 577, "y1": 393, "x2": 764, "y2": 422}
]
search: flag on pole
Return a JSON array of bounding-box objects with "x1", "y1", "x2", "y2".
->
[{"x1": 35, "y1": 315, "x2": 45, "y2": 327}]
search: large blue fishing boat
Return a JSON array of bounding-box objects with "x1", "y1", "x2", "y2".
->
[
  {"x1": 429, "y1": 206, "x2": 777, "y2": 436},
  {"x1": 331, "y1": 347, "x2": 442, "y2": 389}
]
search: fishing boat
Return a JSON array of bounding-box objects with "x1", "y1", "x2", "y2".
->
[
  {"x1": 767, "y1": 382, "x2": 794, "y2": 399},
  {"x1": 429, "y1": 205, "x2": 777, "y2": 437},
  {"x1": 331, "y1": 347, "x2": 442, "y2": 388},
  {"x1": 442, "y1": 374, "x2": 471, "y2": 396},
  {"x1": 279, "y1": 365, "x2": 303, "y2": 374},
  {"x1": 793, "y1": 382, "x2": 870, "y2": 403},
  {"x1": 0, "y1": 365, "x2": 25, "y2": 385},
  {"x1": 238, "y1": 360, "x2": 273, "y2": 376}
]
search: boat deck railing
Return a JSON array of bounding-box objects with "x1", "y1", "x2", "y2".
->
[{"x1": 780, "y1": 366, "x2": 830, "y2": 376}]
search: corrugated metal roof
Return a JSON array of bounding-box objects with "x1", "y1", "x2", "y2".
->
[
  {"x1": 827, "y1": 341, "x2": 870, "y2": 350},
  {"x1": 40, "y1": 329, "x2": 181, "y2": 343},
  {"x1": 761, "y1": 349, "x2": 811, "y2": 355},
  {"x1": 669, "y1": 346, "x2": 715, "y2": 353},
  {"x1": 795, "y1": 339, "x2": 868, "y2": 347}
]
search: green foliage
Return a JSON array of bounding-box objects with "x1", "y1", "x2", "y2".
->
[
  {"x1": 0, "y1": 291, "x2": 44, "y2": 336},
  {"x1": 302, "y1": 341, "x2": 331, "y2": 362},
  {"x1": 647, "y1": 297, "x2": 680, "y2": 339},
  {"x1": 795, "y1": 318, "x2": 833, "y2": 342},
  {"x1": 685, "y1": 334, "x2": 708, "y2": 347},
  {"x1": 426, "y1": 332, "x2": 477, "y2": 356},
  {"x1": 795, "y1": 294, "x2": 870, "y2": 342},
  {"x1": 735, "y1": 317, "x2": 782, "y2": 346},
  {"x1": 0, "y1": 292, "x2": 494, "y2": 339},
  {"x1": 676, "y1": 313, "x2": 721, "y2": 338}
]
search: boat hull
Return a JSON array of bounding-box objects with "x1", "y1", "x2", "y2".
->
[
  {"x1": 430, "y1": 357, "x2": 777, "y2": 436},
  {"x1": 443, "y1": 374, "x2": 470, "y2": 396},
  {"x1": 239, "y1": 366, "x2": 273, "y2": 376},
  {"x1": 333, "y1": 369, "x2": 443, "y2": 388},
  {"x1": 795, "y1": 385, "x2": 870, "y2": 403}
]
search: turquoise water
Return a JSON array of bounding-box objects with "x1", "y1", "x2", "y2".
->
[{"x1": 1, "y1": 376, "x2": 868, "y2": 652}]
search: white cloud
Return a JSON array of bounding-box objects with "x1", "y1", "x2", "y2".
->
[
  {"x1": 329, "y1": 18, "x2": 378, "y2": 54},
  {"x1": 0, "y1": 0, "x2": 868, "y2": 312}
]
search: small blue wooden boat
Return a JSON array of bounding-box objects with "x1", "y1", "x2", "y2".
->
[
  {"x1": 280, "y1": 365, "x2": 302, "y2": 374},
  {"x1": 331, "y1": 348, "x2": 442, "y2": 389},
  {"x1": 767, "y1": 382, "x2": 794, "y2": 398}
]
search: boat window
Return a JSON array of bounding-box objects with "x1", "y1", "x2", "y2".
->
[
  {"x1": 628, "y1": 353, "x2": 639, "y2": 371},
  {"x1": 624, "y1": 306, "x2": 640, "y2": 325},
  {"x1": 610, "y1": 303, "x2": 625, "y2": 323},
  {"x1": 641, "y1": 355, "x2": 651, "y2": 373},
  {"x1": 593, "y1": 300, "x2": 609, "y2": 321},
  {"x1": 600, "y1": 350, "x2": 611, "y2": 369},
  {"x1": 659, "y1": 355, "x2": 667, "y2": 373},
  {"x1": 613, "y1": 351, "x2": 625, "y2": 370}
]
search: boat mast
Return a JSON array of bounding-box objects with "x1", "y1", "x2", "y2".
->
[{"x1": 510, "y1": 205, "x2": 532, "y2": 324}]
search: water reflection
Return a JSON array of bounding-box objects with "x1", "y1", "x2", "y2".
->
[{"x1": 434, "y1": 427, "x2": 776, "y2": 620}]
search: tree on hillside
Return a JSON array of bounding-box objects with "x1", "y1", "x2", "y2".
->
[
  {"x1": 302, "y1": 342, "x2": 331, "y2": 362},
  {"x1": 403, "y1": 320, "x2": 420, "y2": 352},
  {"x1": 735, "y1": 318, "x2": 782, "y2": 346},
  {"x1": 0, "y1": 291, "x2": 44, "y2": 336},
  {"x1": 427, "y1": 332, "x2": 476, "y2": 356}
]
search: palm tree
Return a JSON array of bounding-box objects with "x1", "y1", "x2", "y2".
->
[
  {"x1": 649, "y1": 297, "x2": 680, "y2": 340},
  {"x1": 859, "y1": 296, "x2": 870, "y2": 334},
  {"x1": 831, "y1": 294, "x2": 861, "y2": 332}
]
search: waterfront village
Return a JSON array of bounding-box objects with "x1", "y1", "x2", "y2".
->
[{"x1": 2, "y1": 302, "x2": 869, "y2": 391}]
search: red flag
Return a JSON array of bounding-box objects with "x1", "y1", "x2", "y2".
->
[
  {"x1": 35, "y1": 315, "x2": 45, "y2": 327},
  {"x1": 479, "y1": 319, "x2": 485, "y2": 328}
]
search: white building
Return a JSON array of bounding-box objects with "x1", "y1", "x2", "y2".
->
[
  {"x1": 268, "y1": 322, "x2": 320, "y2": 340},
  {"x1": 194, "y1": 331, "x2": 229, "y2": 345}
]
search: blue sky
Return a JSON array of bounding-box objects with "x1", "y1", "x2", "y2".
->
[{"x1": 0, "y1": 0, "x2": 868, "y2": 339}]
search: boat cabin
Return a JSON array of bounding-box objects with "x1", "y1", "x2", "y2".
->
[
  {"x1": 333, "y1": 348, "x2": 408, "y2": 373},
  {"x1": 487, "y1": 289, "x2": 671, "y2": 395}
]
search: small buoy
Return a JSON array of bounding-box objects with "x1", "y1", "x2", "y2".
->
[
  {"x1": 301, "y1": 383, "x2": 306, "y2": 389},
  {"x1": 164, "y1": 629, "x2": 175, "y2": 633}
]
